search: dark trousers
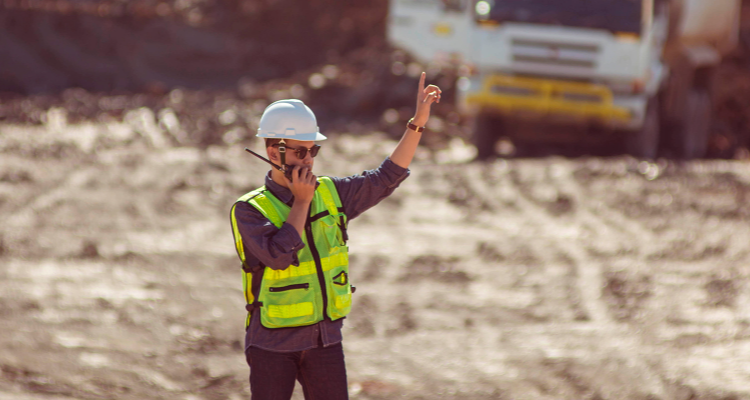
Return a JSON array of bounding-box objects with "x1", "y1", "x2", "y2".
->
[{"x1": 246, "y1": 342, "x2": 349, "y2": 400}]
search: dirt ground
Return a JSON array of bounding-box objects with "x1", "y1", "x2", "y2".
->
[{"x1": 0, "y1": 116, "x2": 749, "y2": 400}]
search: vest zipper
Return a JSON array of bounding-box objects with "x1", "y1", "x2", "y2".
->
[
  {"x1": 305, "y1": 218, "x2": 329, "y2": 319},
  {"x1": 268, "y1": 283, "x2": 310, "y2": 292}
]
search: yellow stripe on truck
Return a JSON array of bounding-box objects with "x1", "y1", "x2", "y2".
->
[{"x1": 466, "y1": 74, "x2": 632, "y2": 122}]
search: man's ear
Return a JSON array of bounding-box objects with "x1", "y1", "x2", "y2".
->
[{"x1": 267, "y1": 147, "x2": 279, "y2": 162}]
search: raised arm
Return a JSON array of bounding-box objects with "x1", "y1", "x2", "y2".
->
[{"x1": 390, "y1": 72, "x2": 442, "y2": 169}]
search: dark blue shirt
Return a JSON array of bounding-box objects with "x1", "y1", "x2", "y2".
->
[{"x1": 232, "y1": 157, "x2": 409, "y2": 352}]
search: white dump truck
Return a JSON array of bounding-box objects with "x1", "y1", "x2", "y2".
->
[{"x1": 387, "y1": 0, "x2": 741, "y2": 159}]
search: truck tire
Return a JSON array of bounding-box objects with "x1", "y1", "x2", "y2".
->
[
  {"x1": 472, "y1": 113, "x2": 501, "y2": 160},
  {"x1": 679, "y1": 89, "x2": 711, "y2": 159},
  {"x1": 627, "y1": 98, "x2": 659, "y2": 159}
]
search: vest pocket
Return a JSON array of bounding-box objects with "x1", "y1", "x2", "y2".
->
[
  {"x1": 269, "y1": 283, "x2": 310, "y2": 292},
  {"x1": 319, "y1": 214, "x2": 346, "y2": 247},
  {"x1": 260, "y1": 281, "x2": 321, "y2": 328},
  {"x1": 327, "y1": 267, "x2": 352, "y2": 320}
]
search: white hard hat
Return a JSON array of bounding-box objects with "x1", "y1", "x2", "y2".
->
[{"x1": 256, "y1": 99, "x2": 327, "y2": 141}]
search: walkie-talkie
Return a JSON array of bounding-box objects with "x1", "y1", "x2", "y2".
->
[{"x1": 244, "y1": 148, "x2": 295, "y2": 181}]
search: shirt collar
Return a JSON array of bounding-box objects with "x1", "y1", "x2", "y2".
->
[{"x1": 264, "y1": 171, "x2": 294, "y2": 205}]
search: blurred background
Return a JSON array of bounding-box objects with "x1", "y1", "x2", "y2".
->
[
  {"x1": 0, "y1": 0, "x2": 461, "y2": 151},
  {"x1": 0, "y1": 0, "x2": 749, "y2": 158},
  {"x1": 1, "y1": 1, "x2": 750, "y2": 399}
]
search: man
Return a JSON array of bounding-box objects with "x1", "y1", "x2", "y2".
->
[{"x1": 229, "y1": 72, "x2": 441, "y2": 399}]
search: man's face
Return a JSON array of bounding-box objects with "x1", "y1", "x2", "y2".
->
[{"x1": 268, "y1": 139, "x2": 318, "y2": 169}]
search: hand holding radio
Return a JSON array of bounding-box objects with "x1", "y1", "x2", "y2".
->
[{"x1": 287, "y1": 165, "x2": 316, "y2": 205}]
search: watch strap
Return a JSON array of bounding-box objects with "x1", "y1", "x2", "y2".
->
[{"x1": 407, "y1": 118, "x2": 425, "y2": 132}]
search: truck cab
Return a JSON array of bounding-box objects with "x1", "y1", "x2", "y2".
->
[{"x1": 387, "y1": 0, "x2": 737, "y2": 159}]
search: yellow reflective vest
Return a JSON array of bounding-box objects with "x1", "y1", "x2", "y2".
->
[{"x1": 230, "y1": 176, "x2": 352, "y2": 329}]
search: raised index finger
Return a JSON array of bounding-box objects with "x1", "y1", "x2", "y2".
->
[{"x1": 418, "y1": 71, "x2": 425, "y2": 94}]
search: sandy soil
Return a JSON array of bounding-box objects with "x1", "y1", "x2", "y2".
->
[{"x1": 1, "y1": 119, "x2": 749, "y2": 400}]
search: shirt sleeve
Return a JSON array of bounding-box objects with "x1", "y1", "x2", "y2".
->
[
  {"x1": 232, "y1": 201, "x2": 306, "y2": 270},
  {"x1": 331, "y1": 157, "x2": 410, "y2": 220}
]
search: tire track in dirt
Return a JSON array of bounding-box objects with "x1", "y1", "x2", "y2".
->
[
  {"x1": 4, "y1": 166, "x2": 87, "y2": 229},
  {"x1": 566, "y1": 169, "x2": 660, "y2": 255},
  {"x1": 457, "y1": 160, "x2": 613, "y2": 325},
  {"x1": 422, "y1": 159, "x2": 682, "y2": 398},
  {"x1": 468, "y1": 158, "x2": 750, "y2": 398},
  {"x1": 2, "y1": 163, "x2": 101, "y2": 260}
]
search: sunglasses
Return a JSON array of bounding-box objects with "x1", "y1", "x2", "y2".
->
[{"x1": 273, "y1": 144, "x2": 321, "y2": 159}]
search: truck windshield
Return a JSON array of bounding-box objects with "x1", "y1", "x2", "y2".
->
[{"x1": 480, "y1": 0, "x2": 642, "y2": 34}]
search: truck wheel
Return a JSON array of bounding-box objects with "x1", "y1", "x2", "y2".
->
[
  {"x1": 627, "y1": 98, "x2": 659, "y2": 159},
  {"x1": 472, "y1": 113, "x2": 501, "y2": 160},
  {"x1": 679, "y1": 89, "x2": 711, "y2": 159}
]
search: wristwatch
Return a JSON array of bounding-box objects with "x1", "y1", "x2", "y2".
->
[{"x1": 407, "y1": 118, "x2": 425, "y2": 132}]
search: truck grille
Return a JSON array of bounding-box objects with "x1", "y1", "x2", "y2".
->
[{"x1": 511, "y1": 39, "x2": 599, "y2": 76}]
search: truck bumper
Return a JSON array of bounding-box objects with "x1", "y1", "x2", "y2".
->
[{"x1": 461, "y1": 74, "x2": 642, "y2": 129}]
